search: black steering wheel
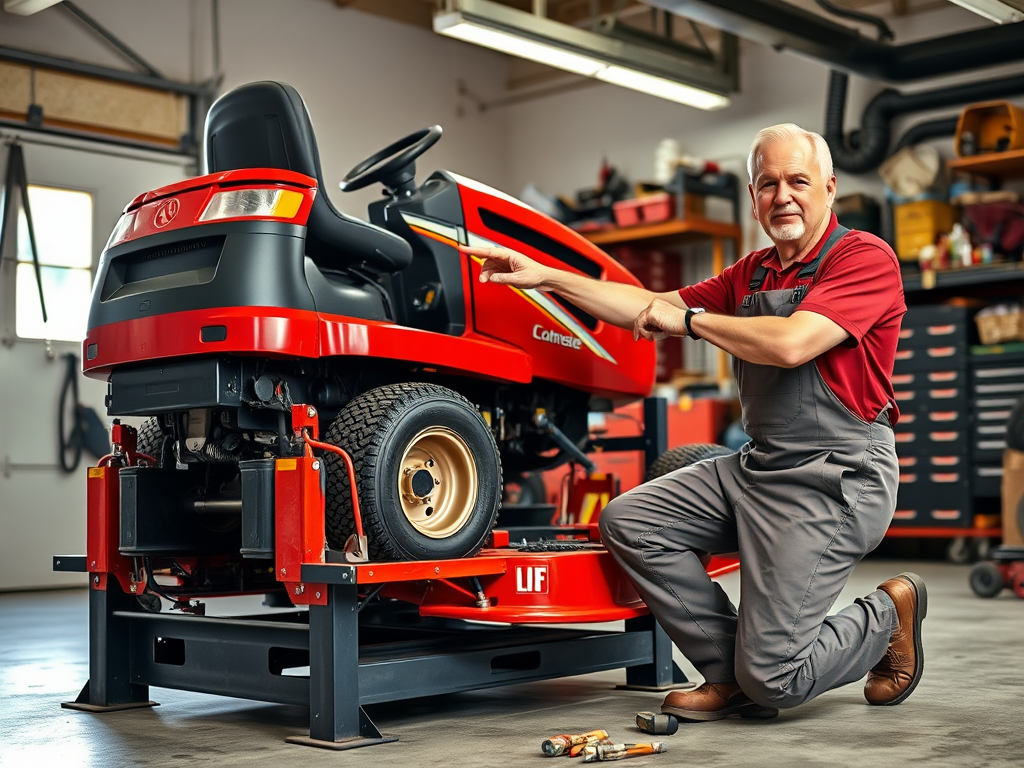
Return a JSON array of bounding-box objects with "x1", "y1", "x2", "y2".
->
[{"x1": 340, "y1": 125, "x2": 442, "y2": 194}]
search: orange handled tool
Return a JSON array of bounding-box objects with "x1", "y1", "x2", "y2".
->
[
  {"x1": 581, "y1": 742, "x2": 667, "y2": 762},
  {"x1": 570, "y1": 739, "x2": 613, "y2": 758},
  {"x1": 541, "y1": 729, "x2": 610, "y2": 757}
]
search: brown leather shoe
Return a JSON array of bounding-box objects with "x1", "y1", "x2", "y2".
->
[
  {"x1": 661, "y1": 682, "x2": 778, "y2": 722},
  {"x1": 865, "y1": 572, "x2": 927, "y2": 706}
]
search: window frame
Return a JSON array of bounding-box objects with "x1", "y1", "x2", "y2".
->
[{"x1": 2, "y1": 180, "x2": 97, "y2": 345}]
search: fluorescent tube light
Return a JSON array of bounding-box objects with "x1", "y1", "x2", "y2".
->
[
  {"x1": 435, "y1": 16, "x2": 607, "y2": 76},
  {"x1": 434, "y1": 1, "x2": 731, "y2": 111},
  {"x1": 946, "y1": 0, "x2": 1024, "y2": 23},
  {"x1": 952, "y1": 0, "x2": 1024, "y2": 22},
  {"x1": 597, "y1": 66, "x2": 730, "y2": 110},
  {"x1": 4, "y1": 0, "x2": 64, "y2": 13}
]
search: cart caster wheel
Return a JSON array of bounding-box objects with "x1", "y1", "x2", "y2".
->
[
  {"x1": 947, "y1": 536, "x2": 972, "y2": 564},
  {"x1": 969, "y1": 561, "x2": 1005, "y2": 598}
]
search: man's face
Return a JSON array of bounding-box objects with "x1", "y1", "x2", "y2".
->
[{"x1": 748, "y1": 136, "x2": 836, "y2": 245}]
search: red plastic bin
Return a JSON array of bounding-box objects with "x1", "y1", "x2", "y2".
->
[{"x1": 612, "y1": 193, "x2": 673, "y2": 227}]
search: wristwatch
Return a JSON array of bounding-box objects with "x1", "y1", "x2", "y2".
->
[{"x1": 684, "y1": 307, "x2": 706, "y2": 340}]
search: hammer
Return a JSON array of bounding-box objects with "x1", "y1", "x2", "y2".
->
[{"x1": 635, "y1": 711, "x2": 679, "y2": 736}]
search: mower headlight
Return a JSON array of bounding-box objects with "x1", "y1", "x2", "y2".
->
[
  {"x1": 199, "y1": 188, "x2": 304, "y2": 222},
  {"x1": 105, "y1": 211, "x2": 137, "y2": 249}
]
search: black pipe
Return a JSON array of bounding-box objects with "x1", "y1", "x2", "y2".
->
[
  {"x1": 894, "y1": 117, "x2": 961, "y2": 153},
  {"x1": 648, "y1": 0, "x2": 1024, "y2": 82},
  {"x1": 825, "y1": 70, "x2": 1024, "y2": 175}
]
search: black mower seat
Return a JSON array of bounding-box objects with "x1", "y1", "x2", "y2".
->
[{"x1": 204, "y1": 81, "x2": 412, "y2": 274}]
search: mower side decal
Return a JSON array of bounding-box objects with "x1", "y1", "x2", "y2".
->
[
  {"x1": 401, "y1": 212, "x2": 617, "y2": 364},
  {"x1": 515, "y1": 565, "x2": 549, "y2": 594},
  {"x1": 512, "y1": 285, "x2": 617, "y2": 365}
]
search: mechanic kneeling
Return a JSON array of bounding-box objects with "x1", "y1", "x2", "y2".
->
[{"x1": 461, "y1": 123, "x2": 924, "y2": 721}]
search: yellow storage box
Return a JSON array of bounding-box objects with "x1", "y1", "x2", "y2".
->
[{"x1": 893, "y1": 199, "x2": 955, "y2": 261}]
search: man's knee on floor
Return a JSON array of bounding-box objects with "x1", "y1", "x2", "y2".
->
[{"x1": 735, "y1": 661, "x2": 810, "y2": 710}]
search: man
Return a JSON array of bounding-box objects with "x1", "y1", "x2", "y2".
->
[{"x1": 460, "y1": 124, "x2": 924, "y2": 721}]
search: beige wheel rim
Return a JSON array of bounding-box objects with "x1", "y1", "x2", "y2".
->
[{"x1": 398, "y1": 427, "x2": 478, "y2": 538}]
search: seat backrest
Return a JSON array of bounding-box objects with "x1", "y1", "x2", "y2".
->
[{"x1": 204, "y1": 82, "x2": 412, "y2": 273}]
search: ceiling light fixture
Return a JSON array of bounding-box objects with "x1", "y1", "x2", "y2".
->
[
  {"x1": 946, "y1": 0, "x2": 1024, "y2": 23},
  {"x1": 434, "y1": 0, "x2": 732, "y2": 111}
]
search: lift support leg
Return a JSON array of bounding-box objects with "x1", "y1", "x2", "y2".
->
[
  {"x1": 62, "y1": 578, "x2": 158, "y2": 713},
  {"x1": 286, "y1": 582, "x2": 396, "y2": 749}
]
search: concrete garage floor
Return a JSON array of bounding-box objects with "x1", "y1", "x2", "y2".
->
[{"x1": 1, "y1": 559, "x2": 1021, "y2": 768}]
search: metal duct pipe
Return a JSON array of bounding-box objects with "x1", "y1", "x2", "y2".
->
[
  {"x1": 645, "y1": 0, "x2": 1024, "y2": 82},
  {"x1": 894, "y1": 117, "x2": 961, "y2": 153},
  {"x1": 825, "y1": 70, "x2": 1024, "y2": 174}
]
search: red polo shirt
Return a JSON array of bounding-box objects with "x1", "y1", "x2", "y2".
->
[{"x1": 678, "y1": 213, "x2": 906, "y2": 425}]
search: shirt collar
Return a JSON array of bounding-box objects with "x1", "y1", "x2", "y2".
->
[{"x1": 759, "y1": 211, "x2": 839, "y2": 273}]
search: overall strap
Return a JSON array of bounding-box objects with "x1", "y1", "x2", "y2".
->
[
  {"x1": 796, "y1": 224, "x2": 850, "y2": 281},
  {"x1": 748, "y1": 264, "x2": 770, "y2": 291},
  {"x1": 747, "y1": 224, "x2": 851, "y2": 293}
]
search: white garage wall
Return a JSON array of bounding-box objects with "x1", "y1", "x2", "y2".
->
[{"x1": 0, "y1": 0, "x2": 513, "y2": 590}]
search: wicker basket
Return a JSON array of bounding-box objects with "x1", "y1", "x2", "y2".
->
[{"x1": 975, "y1": 307, "x2": 1023, "y2": 345}]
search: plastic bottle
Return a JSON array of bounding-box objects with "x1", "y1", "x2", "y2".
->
[
  {"x1": 654, "y1": 139, "x2": 681, "y2": 185},
  {"x1": 949, "y1": 224, "x2": 972, "y2": 268}
]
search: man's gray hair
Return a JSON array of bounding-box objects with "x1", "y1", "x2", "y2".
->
[{"x1": 747, "y1": 124, "x2": 834, "y2": 184}]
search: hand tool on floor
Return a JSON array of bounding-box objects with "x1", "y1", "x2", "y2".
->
[
  {"x1": 542, "y1": 729, "x2": 610, "y2": 757},
  {"x1": 569, "y1": 739, "x2": 612, "y2": 758},
  {"x1": 635, "y1": 711, "x2": 679, "y2": 735},
  {"x1": 582, "y1": 742, "x2": 667, "y2": 762}
]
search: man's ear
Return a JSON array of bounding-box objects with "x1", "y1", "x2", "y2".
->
[
  {"x1": 825, "y1": 176, "x2": 837, "y2": 208},
  {"x1": 747, "y1": 183, "x2": 758, "y2": 219}
]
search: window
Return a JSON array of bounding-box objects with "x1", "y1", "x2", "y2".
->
[{"x1": 14, "y1": 185, "x2": 93, "y2": 342}]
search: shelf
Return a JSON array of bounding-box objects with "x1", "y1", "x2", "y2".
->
[
  {"x1": 901, "y1": 262, "x2": 1024, "y2": 291},
  {"x1": 581, "y1": 217, "x2": 741, "y2": 247},
  {"x1": 947, "y1": 148, "x2": 1024, "y2": 181}
]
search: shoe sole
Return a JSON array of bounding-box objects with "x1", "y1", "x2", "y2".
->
[
  {"x1": 879, "y1": 571, "x2": 927, "y2": 706},
  {"x1": 661, "y1": 702, "x2": 779, "y2": 722}
]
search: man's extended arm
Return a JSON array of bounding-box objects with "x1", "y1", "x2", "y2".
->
[
  {"x1": 459, "y1": 245, "x2": 685, "y2": 330},
  {"x1": 635, "y1": 300, "x2": 849, "y2": 367}
]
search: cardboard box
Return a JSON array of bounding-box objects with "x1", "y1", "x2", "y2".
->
[{"x1": 1001, "y1": 449, "x2": 1024, "y2": 546}]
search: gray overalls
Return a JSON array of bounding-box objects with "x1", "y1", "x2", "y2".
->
[{"x1": 601, "y1": 226, "x2": 900, "y2": 709}]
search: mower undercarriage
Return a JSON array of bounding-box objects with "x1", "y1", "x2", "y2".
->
[{"x1": 56, "y1": 397, "x2": 739, "y2": 749}]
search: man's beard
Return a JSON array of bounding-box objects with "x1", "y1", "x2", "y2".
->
[
  {"x1": 767, "y1": 208, "x2": 805, "y2": 242},
  {"x1": 768, "y1": 219, "x2": 805, "y2": 241}
]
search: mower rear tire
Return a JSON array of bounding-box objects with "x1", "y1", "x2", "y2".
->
[
  {"x1": 646, "y1": 443, "x2": 734, "y2": 482},
  {"x1": 323, "y1": 383, "x2": 502, "y2": 561},
  {"x1": 135, "y1": 417, "x2": 170, "y2": 467}
]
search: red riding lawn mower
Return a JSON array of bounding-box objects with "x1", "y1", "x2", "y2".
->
[{"x1": 65, "y1": 81, "x2": 737, "y2": 746}]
